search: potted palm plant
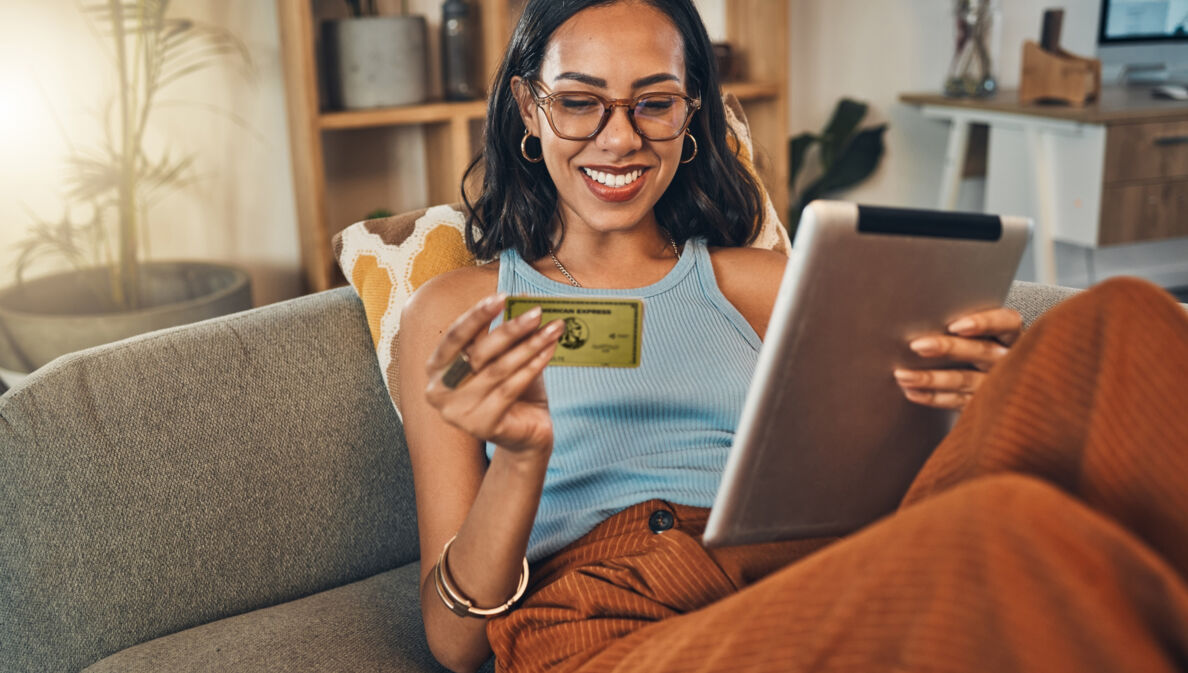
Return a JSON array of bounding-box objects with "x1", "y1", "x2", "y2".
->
[{"x1": 0, "y1": 0, "x2": 254, "y2": 374}]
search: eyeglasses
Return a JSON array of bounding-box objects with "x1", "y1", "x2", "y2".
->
[{"x1": 525, "y1": 81, "x2": 700, "y2": 142}]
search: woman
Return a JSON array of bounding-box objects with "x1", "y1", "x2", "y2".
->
[{"x1": 399, "y1": 1, "x2": 1188, "y2": 672}]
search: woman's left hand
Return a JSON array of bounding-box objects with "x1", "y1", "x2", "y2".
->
[{"x1": 893, "y1": 307, "x2": 1023, "y2": 410}]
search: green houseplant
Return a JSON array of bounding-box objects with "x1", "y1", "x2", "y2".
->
[
  {"x1": 0, "y1": 0, "x2": 254, "y2": 374},
  {"x1": 787, "y1": 98, "x2": 888, "y2": 236}
]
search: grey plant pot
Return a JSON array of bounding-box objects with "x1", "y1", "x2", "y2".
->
[
  {"x1": 0, "y1": 261, "x2": 252, "y2": 373},
  {"x1": 323, "y1": 15, "x2": 429, "y2": 109}
]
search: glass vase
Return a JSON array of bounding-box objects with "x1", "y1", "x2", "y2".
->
[{"x1": 944, "y1": 0, "x2": 1000, "y2": 98}]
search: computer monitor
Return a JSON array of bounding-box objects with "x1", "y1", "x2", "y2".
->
[{"x1": 1097, "y1": 0, "x2": 1188, "y2": 83}]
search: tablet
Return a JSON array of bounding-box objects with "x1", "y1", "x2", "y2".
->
[{"x1": 703, "y1": 200, "x2": 1032, "y2": 547}]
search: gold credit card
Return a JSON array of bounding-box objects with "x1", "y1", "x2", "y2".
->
[{"x1": 505, "y1": 296, "x2": 643, "y2": 367}]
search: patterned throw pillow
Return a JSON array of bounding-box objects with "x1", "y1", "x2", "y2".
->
[
  {"x1": 334, "y1": 93, "x2": 790, "y2": 419},
  {"x1": 722, "y1": 94, "x2": 791, "y2": 255},
  {"x1": 334, "y1": 204, "x2": 476, "y2": 418}
]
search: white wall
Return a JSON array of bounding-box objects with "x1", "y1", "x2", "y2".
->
[
  {"x1": 693, "y1": 0, "x2": 727, "y2": 40},
  {"x1": 0, "y1": 0, "x2": 300, "y2": 306},
  {"x1": 788, "y1": 0, "x2": 1188, "y2": 289}
]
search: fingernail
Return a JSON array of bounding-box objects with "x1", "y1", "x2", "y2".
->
[
  {"x1": 516, "y1": 306, "x2": 542, "y2": 323},
  {"x1": 948, "y1": 318, "x2": 976, "y2": 334},
  {"x1": 485, "y1": 293, "x2": 507, "y2": 310},
  {"x1": 893, "y1": 369, "x2": 920, "y2": 384},
  {"x1": 545, "y1": 319, "x2": 566, "y2": 334},
  {"x1": 910, "y1": 337, "x2": 939, "y2": 355}
]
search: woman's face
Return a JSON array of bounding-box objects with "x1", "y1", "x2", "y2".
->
[{"x1": 516, "y1": 1, "x2": 690, "y2": 239}]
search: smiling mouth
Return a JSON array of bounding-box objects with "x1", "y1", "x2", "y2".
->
[{"x1": 581, "y1": 167, "x2": 646, "y2": 188}]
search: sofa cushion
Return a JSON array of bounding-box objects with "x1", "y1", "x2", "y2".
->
[
  {"x1": 82, "y1": 563, "x2": 493, "y2": 673},
  {"x1": 332, "y1": 93, "x2": 790, "y2": 421},
  {"x1": 0, "y1": 287, "x2": 419, "y2": 673}
]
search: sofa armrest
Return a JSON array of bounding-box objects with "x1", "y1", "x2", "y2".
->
[
  {"x1": 1005, "y1": 280, "x2": 1082, "y2": 329},
  {"x1": 0, "y1": 287, "x2": 418, "y2": 673}
]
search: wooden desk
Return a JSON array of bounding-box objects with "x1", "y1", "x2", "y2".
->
[{"x1": 901, "y1": 88, "x2": 1188, "y2": 283}]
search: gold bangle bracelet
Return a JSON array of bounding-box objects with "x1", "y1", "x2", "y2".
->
[{"x1": 433, "y1": 535, "x2": 530, "y2": 618}]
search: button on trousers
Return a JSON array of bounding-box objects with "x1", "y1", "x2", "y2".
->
[{"x1": 486, "y1": 278, "x2": 1188, "y2": 673}]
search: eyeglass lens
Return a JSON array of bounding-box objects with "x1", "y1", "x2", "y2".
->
[{"x1": 548, "y1": 93, "x2": 692, "y2": 140}]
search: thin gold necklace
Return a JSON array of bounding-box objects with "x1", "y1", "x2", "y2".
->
[{"x1": 549, "y1": 234, "x2": 681, "y2": 288}]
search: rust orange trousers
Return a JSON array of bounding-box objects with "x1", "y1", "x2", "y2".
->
[{"x1": 486, "y1": 277, "x2": 1188, "y2": 673}]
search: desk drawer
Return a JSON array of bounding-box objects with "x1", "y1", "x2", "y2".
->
[
  {"x1": 1099, "y1": 179, "x2": 1188, "y2": 245},
  {"x1": 1105, "y1": 120, "x2": 1188, "y2": 183}
]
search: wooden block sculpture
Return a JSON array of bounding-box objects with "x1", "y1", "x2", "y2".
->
[
  {"x1": 1019, "y1": 40, "x2": 1102, "y2": 106},
  {"x1": 1019, "y1": 11, "x2": 1101, "y2": 106}
]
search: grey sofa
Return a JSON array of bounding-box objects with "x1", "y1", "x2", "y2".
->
[{"x1": 0, "y1": 281, "x2": 1083, "y2": 672}]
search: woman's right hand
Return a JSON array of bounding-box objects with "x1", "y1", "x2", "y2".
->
[{"x1": 424, "y1": 293, "x2": 565, "y2": 456}]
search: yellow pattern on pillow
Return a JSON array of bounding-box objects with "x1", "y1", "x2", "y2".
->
[
  {"x1": 410, "y1": 225, "x2": 474, "y2": 290},
  {"x1": 350, "y1": 254, "x2": 389, "y2": 347},
  {"x1": 334, "y1": 94, "x2": 789, "y2": 421},
  {"x1": 335, "y1": 205, "x2": 476, "y2": 418}
]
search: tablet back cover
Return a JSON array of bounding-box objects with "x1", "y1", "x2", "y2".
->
[{"x1": 704, "y1": 201, "x2": 1031, "y2": 546}]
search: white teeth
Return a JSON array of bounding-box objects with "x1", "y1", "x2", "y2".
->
[{"x1": 582, "y1": 167, "x2": 642, "y2": 187}]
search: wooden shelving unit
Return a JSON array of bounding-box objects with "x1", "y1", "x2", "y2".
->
[{"x1": 278, "y1": 0, "x2": 789, "y2": 292}]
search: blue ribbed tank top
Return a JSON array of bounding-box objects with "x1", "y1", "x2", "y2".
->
[{"x1": 491, "y1": 238, "x2": 761, "y2": 561}]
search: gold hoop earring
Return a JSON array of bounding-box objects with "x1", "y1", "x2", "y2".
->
[
  {"x1": 680, "y1": 132, "x2": 698, "y2": 165},
  {"x1": 521, "y1": 130, "x2": 543, "y2": 163}
]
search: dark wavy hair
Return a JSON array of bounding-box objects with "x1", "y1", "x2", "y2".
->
[{"x1": 462, "y1": 0, "x2": 764, "y2": 261}]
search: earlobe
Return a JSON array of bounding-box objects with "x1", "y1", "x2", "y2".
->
[{"x1": 510, "y1": 76, "x2": 541, "y2": 136}]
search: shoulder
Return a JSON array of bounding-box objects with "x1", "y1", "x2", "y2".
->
[
  {"x1": 707, "y1": 246, "x2": 788, "y2": 340},
  {"x1": 402, "y1": 262, "x2": 500, "y2": 336},
  {"x1": 708, "y1": 246, "x2": 787, "y2": 279}
]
